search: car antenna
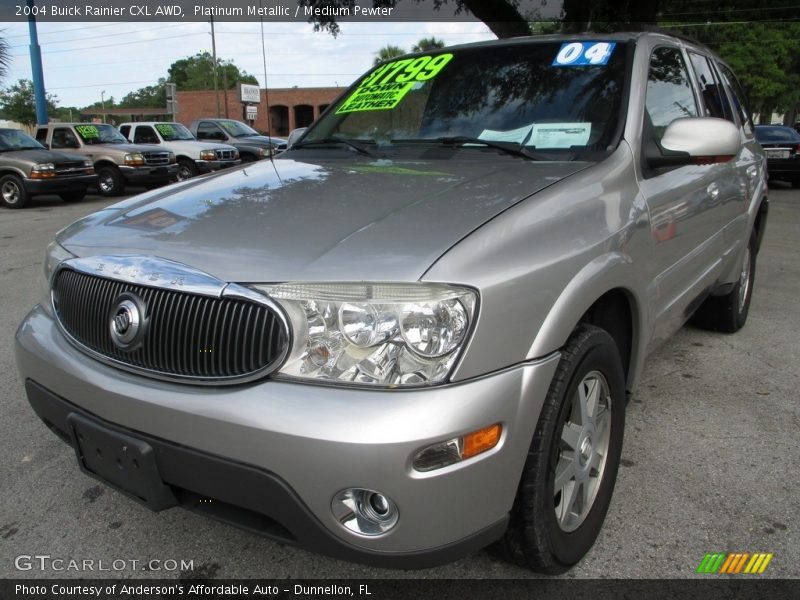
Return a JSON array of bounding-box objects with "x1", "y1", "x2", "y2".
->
[{"x1": 259, "y1": 2, "x2": 281, "y2": 182}]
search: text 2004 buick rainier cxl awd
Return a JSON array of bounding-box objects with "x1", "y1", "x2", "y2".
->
[{"x1": 16, "y1": 33, "x2": 767, "y2": 573}]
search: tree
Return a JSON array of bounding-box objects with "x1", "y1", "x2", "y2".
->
[
  {"x1": 119, "y1": 82, "x2": 167, "y2": 109},
  {"x1": 0, "y1": 35, "x2": 9, "y2": 83},
  {"x1": 0, "y1": 79, "x2": 58, "y2": 127},
  {"x1": 167, "y1": 52, "x2": 258, "y2": 91},
  {"x1": 373, "y1": 45, "x2": 406, "y2": 66},
  {"x1": 412, "y1": 37, "x2": 446, "y2": 53}
]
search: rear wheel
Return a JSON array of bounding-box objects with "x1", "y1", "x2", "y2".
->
[
  {"x1": 0, "y1": 174, "x2": 29, "y2": 208},
  {"x1": 96, "y1": 166, "x2": 126, "y2": 196},
  {"x1": 498, "y1": 324, "x2": 626, "y2": 573},
  {"x1": 59, "y1": 190, "x2": 86, "y2": 203},
  {"x1": 691, "y1": 232, "x2": 756, "y2": 333}
]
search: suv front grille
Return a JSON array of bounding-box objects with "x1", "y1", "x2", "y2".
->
[
  {"x1": 54, "y1": 162, "x2": 91, "y2": 177},
  {"x1": 142, "y1": 151, "x2": 171, "y2": 166},
  {"x1": 52, "y1": 269, "x2": 288, "y2": 382},
  {"x1": 215, "y1": 149, "x2": 237, "y2": 160}
]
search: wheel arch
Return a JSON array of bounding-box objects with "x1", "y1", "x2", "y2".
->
[
  {"x1": 527, "y1": 253, "x2": 647, "y2": 392},
  {"x1": 0, "y1": 167, "x2": 27, "y2": 179}
]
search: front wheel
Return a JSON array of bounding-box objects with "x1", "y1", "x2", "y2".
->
[
  {"x1": 176, "y1": 158, "x2": 199, "y2": 181},
  {"x1": 498, "y1": 324, "x2": 626, "y2": 573},
  {"x1": 0, "y1": 174, "x2": 29, "y2": 208},
  {"x1": 96, "y1": 166, "x2": 126, "y2": 196}
]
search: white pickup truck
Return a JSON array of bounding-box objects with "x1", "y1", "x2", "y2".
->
[{"x1": 119, "y1": 122, "x2": 241, "y2": 181}]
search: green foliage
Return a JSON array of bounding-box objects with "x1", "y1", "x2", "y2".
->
[
  {"x1": 0, "y1": 35, "x2": 9, "y2": 83},
  {"x1": 0, "y1": 79, "x2": 58, "y2": 126},
  {"x1": 373, "y1": 45, "x2": 406, "y2": 66},
  {"x1": 120, "y1": 81, "x2": 167, "y2": 108},
  {"x1": 167, "y1": 51, "x2": 259, "y2": 91},
  {"x1": 412, "y1": 37, "x2": 446, "y2": 53}
]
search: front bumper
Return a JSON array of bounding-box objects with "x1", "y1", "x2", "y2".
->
[
  {"x1": 15, "y1": 304, "x2": 559, "y2": 566},
  {"x1": 196, "y1": 159, "x2": 242, "y2": 174},
  {"x1": 119, "y1": 164, "x2": 178, "y2": 183},
  {"x1": 24, "y1": 174, "x2": 97, "y2": 195}
]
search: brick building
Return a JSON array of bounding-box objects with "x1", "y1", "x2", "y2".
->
[{"x1": 175, "y1": 87, "x2": 345, "y2": 137}]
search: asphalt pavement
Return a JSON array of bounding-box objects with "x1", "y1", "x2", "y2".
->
[{"x1": 0, "y1": 185, "x2": 797, "y2": 580}]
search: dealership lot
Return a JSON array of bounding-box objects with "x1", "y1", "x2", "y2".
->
[{"x1": 0, "y1": 185, "x2": 797, "y2": 579}]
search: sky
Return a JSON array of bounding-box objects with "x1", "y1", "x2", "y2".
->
[{"x1": 0, "y1": 21, "x2": 497, "y2": 108}]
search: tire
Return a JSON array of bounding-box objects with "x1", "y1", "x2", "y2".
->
[
  {"x1": 176, "y1": 158, "x2": 199, "y2": 181},
  {"x1": 498, "y1": 324, "x2": 626, "y2": 573},
  {"x1": 691, "y1": 232, "x2": 756, "y2": 333},
  {"x1": 0, "y1": 174, "x2": 30, "y2": 208},
  {"x1": 96, "y1": 165, "x2": 126, "y2": 197},
  {"x1": 59, "y1": 190, "x2": 86, "y2": 203}
]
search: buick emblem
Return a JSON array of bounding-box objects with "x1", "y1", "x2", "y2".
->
[{"x1": 109, "y1": 295, "x2": 145, "y2": 350}]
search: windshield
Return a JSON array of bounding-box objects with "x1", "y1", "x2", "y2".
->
[
  {"x1": 218, "y1": 120, "x2": 260, "y2": 138},
  {"x1": 303, "y1": 40, "x2": 629, "y2": 158},
  {"x1": 74, "y1": 124, "x2": 129, "y2": 144},
  {"x1": 154, "y1": 123, "x2": 196, "y2": 141},
  {"x1": 0, "y1": 129, "x2": 45, "y2": 151},
  {"x1": 756, "y1": 127, "x2": 800, "y2": 143}
]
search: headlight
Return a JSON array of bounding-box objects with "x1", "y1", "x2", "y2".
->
[
  {"x1": 123, "y1": 153, "x2": 145, "y2": 166},
  {"x1": 253, "y1": 283, "x2": 477, "y2": 387},
  {"x1": 31, "y1": 163, "x2": 56, "y2": 178},
  {"x1": 199, "y1": 150, "x2": 217, "y2": 161},
  {"x1": 257, "y1": 147, "x2": 273, "y2": 158},
  {"x1": 168, "y1": 152, "x2": 176, "y2": 164},
  {"x1": 41, "y1": 241, "x2": 75, "y2": 315}
]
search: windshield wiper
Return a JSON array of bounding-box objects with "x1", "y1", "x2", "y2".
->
[
  {"x1": 292, "y1": 137, "x2": 378, "y2": 157},
  {"x1": 393, "y1": 136, "x2": 539, "y2": 160}
]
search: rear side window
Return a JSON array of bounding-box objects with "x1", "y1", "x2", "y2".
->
[
  {"x1": 688, "y1": 52, "x2": 734, "y2": 122},
  {"x1": 51, "y1": 127, "x2": 79, "y2": 149},
  {"x1": 119, "y1": 125, "x2": 131, "y2": 139},
  {"x1": 645, "y1": 47, "x2": 698, "y2": 141},
  {"x1": 196, "y1": 122, "x2": 224, "y2": 141},
  {"x1": 35, "y1": 128, "x2": 47, "y2": 144},
  {"x1": 717, "y1": 63, "x2": 754, "y2": 135}
]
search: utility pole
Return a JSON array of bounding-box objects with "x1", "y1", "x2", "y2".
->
[
  {"x1": 101, "y1": 90, "x2": 106, "y2": 123},
  {"x1": 27, "y1": 0, "x2": 48, "y2": 125},
  {"x1": 210, "y1": 16, "x2": 220, "y2": 118}
]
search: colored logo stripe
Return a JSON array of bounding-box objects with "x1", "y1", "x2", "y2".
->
[{"x1": 697, "y1": 552, "x2": 773, "y2": 574}]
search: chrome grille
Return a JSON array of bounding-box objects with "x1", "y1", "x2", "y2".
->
[
  {"x1": 215, "y1": 149, "x2": 237, "y2": 160},
  {"x1": 142, "y1": 151, "x2": 171, "y2": 166},
  {"x1": 54, "y1": 162, "x2": 91, "y2": 177},
  {"x1": 52, "y1": 268, "x2": 288, "y2": 382}
]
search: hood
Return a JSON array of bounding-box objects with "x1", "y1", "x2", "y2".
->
[
  {"x1": 84, "y1": 142, "x2": 169, "y2": 154},
  {"x1": 158, "y1": 140, "x2": 238, "y2": 154},
  {"x1": 2, "y1": 148, "x2": 87, "y2": 164},
  {"x1": 232, "y1": 135, "x2": 281, "y2": 148},
  {"x1": 57, "y1": 155, "x2": 589, "y2": 283}
]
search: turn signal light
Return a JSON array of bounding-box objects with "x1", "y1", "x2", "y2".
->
[
  {"x1": 463, "y1": 423, "x2": 502, "y2": 459},
  {"x1": 412, "y1": 423, "x2": 502, "y2": 472}
]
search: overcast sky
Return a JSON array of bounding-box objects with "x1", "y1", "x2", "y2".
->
[{"x1": 1, "y1": 21, "x2": 496, "y2": 108}]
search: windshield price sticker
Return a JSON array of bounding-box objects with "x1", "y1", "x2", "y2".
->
[
  {"x1": 553, "y1": 42, "x2": 616, "y2": 66},
  {"x1": 337, "y1": 53, "x2": 454, "y2": 114},
  {"x1": 155, "y1": 124, "x2": 175, "y2": 137},
  {"x1": 75, "y1": 125, "x2": 99, "y2": 139}
]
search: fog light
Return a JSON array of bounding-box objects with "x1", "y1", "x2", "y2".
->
[
  {"x1": 413, "y1": 423, "x2": 502, "y2": 472},
  {"x1": 331, "y1": 488, "x2": 399, "y2": 536}
]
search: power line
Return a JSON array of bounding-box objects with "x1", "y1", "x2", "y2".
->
[
  {"x1": 9, "y1": 31, "x2": 205, "y2": 57},
  {"x1": 7, "y1": 23, "x2": 196, "y2": 48}
]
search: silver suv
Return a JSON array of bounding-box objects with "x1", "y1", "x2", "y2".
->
[{"x1": 16, "y1": 33, "x2": 767, "y2": 573}]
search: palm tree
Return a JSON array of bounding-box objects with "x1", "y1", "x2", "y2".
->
[
  {"x1": 0, "y1": 35, "x2": 10, "y2": 82},
  {"x1": 373, "y1": 45, "x2": 405, "y2": 66},
  {"x1": 411, "y1": 37, "x2": 446, "y2": 53}
]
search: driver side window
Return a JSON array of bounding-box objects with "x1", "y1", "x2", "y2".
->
[
  {"x1": 645, "y1": 47, "x2": 699, "y2": 142},
  {"x1": 52, "y1": 128, "x2": 80, "y2": 149}
]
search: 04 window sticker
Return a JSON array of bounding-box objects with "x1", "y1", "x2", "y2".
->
[
  {"x1": 336, "y1": 53, "x2": 454, "y2": 114},
  {"x1": 553, "y1": 42, "x2": 616, "y2": 66}
]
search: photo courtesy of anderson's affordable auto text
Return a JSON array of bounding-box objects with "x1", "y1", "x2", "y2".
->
[{"x1": 0, "y1": 0, "x2": 798, "y2": 598}]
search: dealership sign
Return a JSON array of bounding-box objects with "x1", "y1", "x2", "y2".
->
[{"x1": 240, "y1": 84, "x2": 261, "y2": 104}]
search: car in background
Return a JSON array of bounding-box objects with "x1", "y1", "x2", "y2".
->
[
  {"x1": 189, "y1": 118, "x2": 286, "y2": 162},
  {"x1": 755, "y1": 125, "x2": 800, "y2": 188},
  {"x1": 35, "y1": 123, "x2": 178, "y2": 196},
  {"x1": 0, "y1": 128, "x2": 96, "y2": 209},
  {"x1": 118, "y1": 122, "x2": 241, "y2": 182}
]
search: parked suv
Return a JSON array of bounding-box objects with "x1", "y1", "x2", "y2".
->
[
  {"x1": 119, "y1": 122, "x2": 241, "y2": 181},
  {"x1": 0, "y1": 128, "x2": 96, "y2": 208},
  {"x1": 16, "y1": 33, "x2": 767, "y2": 573},
  {"x1": 189, "y1": 118, "x2": 286, "y2": 161},
  {"x1": 35, "y1": 123, "x2": 178, "y2": 196}
]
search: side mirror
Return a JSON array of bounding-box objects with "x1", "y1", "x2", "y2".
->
[
  {"x1": 647, "y1": 117, "x2": 741, "y2": 168},
  {"x1": 287, "y1": 127, "x2": 307, "y2": 148}
]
